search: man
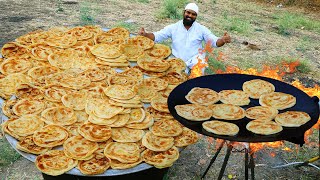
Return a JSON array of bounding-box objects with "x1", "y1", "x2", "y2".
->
[{"x1": 138, "y1": 2, "x2": 231, "y2": 74}]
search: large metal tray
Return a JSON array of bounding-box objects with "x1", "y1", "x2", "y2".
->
[{"x1": 167, "y1": 74, "x2": 320, "y2": 145}]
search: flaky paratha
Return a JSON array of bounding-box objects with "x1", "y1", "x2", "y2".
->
[
  {"x1": 242, "y1": 79, "x2": 275, "y2": 99},
  {"x1": 120, "y1": 44, "x2": 144, "y2": 61},
  {"x1": 141, "y1": 78, "x2": 168, "y2": 91},
  {"x1": 146, "y1": 106, "x2": 173, "y2": 120},
  {"x1": 33, "y1": 125, "x2": 69, "y2": 147},
  {"x1": 245, "y1": 106, "x2": 278, "y2": 120},
  {"x1": 275, "y1": 111, "x2": 311, "y2": 127},
  {"x1": 0, "y1": 57, "x2": 33, "y2": 75},
  {"x1": 137, "y1": 54, "x2": 170, "y2": 72},
  {"x1": 166, "y1": 58, "x2": 187, "y2": 73},
  {"x1": 185, "y1": 87, "x2": 220, "y2": 106},
  {"x1": 104, "y1": 85, "x2": 136, "y2": 100},
  {"x1": 160, "y1": 72, "x2": 188, "y2": 85},
  {"x1": 202, "y1": 120, "x2": 239, "y2": 136},
  {"x1": 142, "y1": 131, "x2": 174, "y2": 152},
  {"x1": 246, "y1": 119, "x2": 283, "y2": 135},
  {"x1": 151, "y1": 95, "x2": 170, "y2": 113},
  {"x1": 175, "y1": 104, "x2": 212, "y2": 121},
  {"x1": 7, "y1": 114, "x2": 44, "y2": 137},
  {"x1": 174, "y1": 127, "x2": 199, "y2": 147},
  {"x1": 91, "y1": 44, "x2": 122, "y2": 59},
  {"x1": 63, "y1": 135, "x2": 99, "y2": 160},
  {"x1": 218, "y1": 90, "x2": 250, "y2": 106},
  {"x1": 209, "y1": 104, "x2": 245, "y2": 120},
  {"x1": 125, "y1": 112, "x2": 154, "y2": 130},
  {"x1": 35, "y1": 150, "x2": 78, "y2": 176},
  {"x1": 12, "y1": 99, "x2": 45, "y2": 116},
  {"x1": 150, "y1": 119, "x2": 183, "y2": 137},
  {"x1": 127, "y1": 108, "x2": 146, "y2": 124},
  {"x1": 16, "y1": 135, "x2": 51, "y2": 155},
  {"x1": 110, "y1": 158, "x2": 142, "y2": 170},
  {"x1": 259, "y1": 92, "x2": 296, "y2": 110},
  {"x1": 141, "y1": 146, "x2": 179, "y2": 169},
  {"x1": 145, "y1": 44, "x2": 171, "y2": 59},
  {"x1": 41, "y1": 106, "x2": 77, "y2": 126},
  {"x1": 2, "y1": 99, "x2": 18, "y2": 118},
  {"x1": 111, "y1": 127, "x2": 145, "y2": 142},
  {"x1": 104, "y1": 142, "x2": 140, "y2": 163},
  {"x1": 61, "y1": 90, "x2": 87, "y2": 110},
  {"x1": 127, "y1": 36, "x2": 154, "y2": 50},
  {"x1": 78, "y1": 150, "x2": 111, "y2": 175},
  {"x1": 78, "y1": 122, "x2": 112, "y2": 142}
]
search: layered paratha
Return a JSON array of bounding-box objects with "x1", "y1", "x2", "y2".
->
[
  {"x1": 175, "y1": 104, "x2": 212, "y2": 121},
  {"x1": 246, "y1": 120, "x2": 283, "y2": 135},
  {"x1": 275, "y1": 111, "x2": 311, "y2": 127},
  {"x1": 242, "y1": 79, "x2": 275, "y2": 99},
  {"x1": 259, "y1": 92, "x2": 296, "y2": 110},
  {"x1": 185, "y1": 87, "x2": 220, "y2": 106},
  {"x1": 202, "y1": 120, "x2": 239, "y2": 136}
]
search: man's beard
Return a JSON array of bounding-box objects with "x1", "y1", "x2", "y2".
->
[{"x1": 183, "y1": 17, "x2": 195, "y2": 26}]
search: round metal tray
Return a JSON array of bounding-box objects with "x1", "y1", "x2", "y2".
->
[{"x1": 167, "y1": 74, "x2": 320, "y2": 144}]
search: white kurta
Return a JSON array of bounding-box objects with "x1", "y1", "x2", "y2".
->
[{"x1": 154, "y1": 20, "x2": 219, "y2": 72}]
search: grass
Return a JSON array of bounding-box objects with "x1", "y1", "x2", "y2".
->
[
  {"x1": 296, "y1": 36, "x2": 314, "y2": 53},
  {"x1": 0, "y1": 137, "x2": 21, "y2": 166},
  {"x1": 219, "y1": 11, "x2": 253, "y2": 36},
  {"x1": 156, "y1": 0, "x2": 189, "y2": 20},
  {"x1": 79, "y1": 1, "x2": 101, "y2": 25},
  {"x1": 273, "y1": 11, "x2": 320, "y2": 35}
]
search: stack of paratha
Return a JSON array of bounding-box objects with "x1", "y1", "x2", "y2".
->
[{"x1": 0, "y1": 26, "x2": 198, "y2": 176}]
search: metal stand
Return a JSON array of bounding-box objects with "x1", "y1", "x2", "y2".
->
[
  {"x1": 272, "y1": 124, "x2": 320, "y2": 170},
  {"x1": 201, "y1": 141, "x2": 255, "y2": 180}
]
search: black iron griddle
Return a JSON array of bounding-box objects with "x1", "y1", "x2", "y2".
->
[{"x1": 167, "y1": 74, "x2": 320, "y2": 145}]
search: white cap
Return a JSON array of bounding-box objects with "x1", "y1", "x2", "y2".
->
[{"x1": 185, "y1": 3, "x2": 199, "y2": 15}]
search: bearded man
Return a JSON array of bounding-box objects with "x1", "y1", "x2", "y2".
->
[{"x1": 138, "y1": 2, "x2": 231, "y2": 74}]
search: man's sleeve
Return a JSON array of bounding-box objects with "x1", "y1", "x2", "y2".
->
[
  {"x1": 153, "y1": 24, "x2": 174, "y2": 43},
  {"x1": 203, "y1": 27, "x2": 219, "y2": 48}
]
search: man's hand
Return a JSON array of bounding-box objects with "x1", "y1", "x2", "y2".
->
[
  {"x1": 216, "y1": 32, "x2": 231, "y2": 47},
  {"x1": 222, "y1": 32, "x2": 231, "y2": 44},
  {"x1": 137, "y1": 27, "x2": 155, "y2": 41},
  {"x1": 138, "y1": 28, "x2": 146, "y2": 36}
]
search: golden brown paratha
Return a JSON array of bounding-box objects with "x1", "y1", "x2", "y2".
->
[
  {"x1": 141, "y1": 146, "x2": 179, "y2": 169},
  {"x1": 35, "y1": 150, "x2": 78, "y2": 176},
  {"x1": 259, "y1": 92, "x2": 296, "y2": 110},
  {"x1": 245, "y1": 106, "x2": 278, "y2": 120},
  {"x1": 33, "y1": 125, "x2": 69, "y2": 147},
  {"x1": 16, "y1": 135, "x2": 51, "y2": 155},
  {"x1": 63, "y1": 135, "x2": 99, "y2": 160},
  {"x1": 242, "y1": 79, "x2": 275, "y2": 99},
  {"x1": 142, "y1": 131, "x2": 174, "y2": 152},
  {"x1": 150, "y1": 119, "x2": 183, "y2": 137},
  {"x1": 78, "y1": 122, "x2": 112, "y2": 142},
  {"x1": 174, "y1": 127, "x2": 199, "y2": 147},
  {"x1": 246, "y1": 119, "x2": 283, "y2": 135},
  {"x1": 209, "y1": 104, "x2": 245, "y2": 120},
  {"x1": 104, "y1": 142, "x2": 140, "y2": 163},
  {"x1": 175, "y1": 104, "x2": 212, "y2": 121},
  {"x1": 275, "y1": 111, "x2": 311, "y2": 127},
  {"x1": 202, "y1": 120, "x2": 239, "y2": 136},
  {"x1": 218, "y1": 90, "x2": 250, "y2": 106},
  {"x1": 185, "y1": 87, "x2": 220, "y2": 106}
]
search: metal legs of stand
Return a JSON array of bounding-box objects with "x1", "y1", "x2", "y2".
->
[
  {"x1": 201, "y1": 141, "x2": 255, "y2": 180},
  {"x1": 201, "y1": 140, "x2": 225, "y2": 179}
]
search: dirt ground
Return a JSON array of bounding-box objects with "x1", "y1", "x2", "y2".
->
[{"x1": 0, "y1": 0, "x2": 319, "y2": 179}]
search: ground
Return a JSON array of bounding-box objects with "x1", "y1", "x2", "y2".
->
[{"x1": 0, "y1": 0, "x2": 319, "y2": 179}]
